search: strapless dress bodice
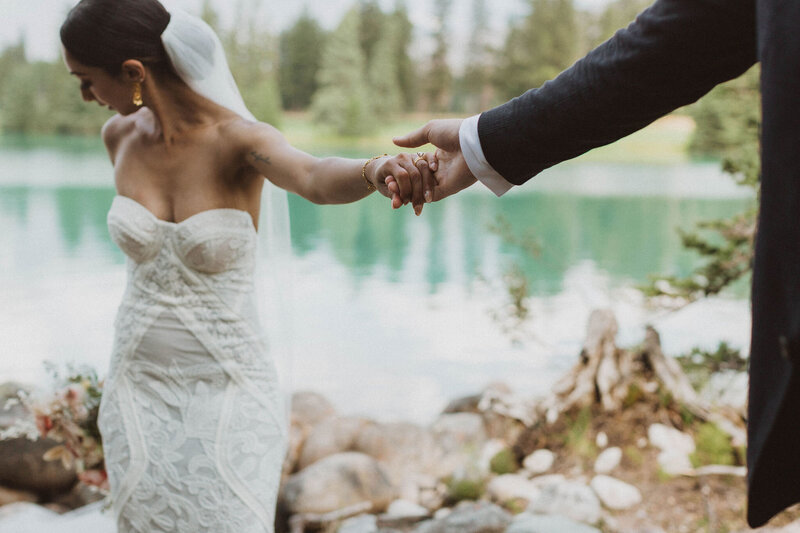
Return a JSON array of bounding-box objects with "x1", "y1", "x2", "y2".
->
[{"x1": 107, "y1": 195, "x2": 256, "y2": 274}]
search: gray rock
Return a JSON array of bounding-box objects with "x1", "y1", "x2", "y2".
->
[
  {"x1": 593, "y1": 447, "x2": 622, "y2": 474},
  {"x1": 291, "y1": 391, "x2": 336, "y2": 429},
  {"x1": 527, "y1": 480, "x2": 601, "y2": 525},
  {"x1": 416, "y1": 501, "x2": 512, "y2": 533},
  {"x1": 297, "y1": 416, "x2": 368, "y2": 470},
  {"x1": 0, "y1": 438, "x2": 77, "y2": 497},
  {"x1": 338, "y1": 514, "x2": 378, "y2": 533},
  {"x1": 590, "y1": 475, "x2": 642, "y2": 510},
  {"x1": 280, "y1": 452, "x2": 395, "y2": 515},
  {"x1": 506, "y1": 512, "x2": 601, "y2": 533},
  {"x1": 522, "y1": 450, "x2": 555, "y2": 475},
  {"x1": 0, "y1": 382, "x2": 31, "y2": 428}
]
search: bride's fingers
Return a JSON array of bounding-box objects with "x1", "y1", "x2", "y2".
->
[
  {"x1": 385, "y1": 177, "x2": 403, "y2": 209},
  {"x1": 416, "y1": 156, "x2": 436, "y2": 204}
]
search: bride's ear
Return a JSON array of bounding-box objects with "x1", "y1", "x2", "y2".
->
[{"x1": 121, "y1": 59, "x2": 146, "y2": 83}]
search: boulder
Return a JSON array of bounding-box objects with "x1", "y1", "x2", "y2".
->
[
  {"x1": 415, "y1": 501, "x2": 512, "y2": 533},
  {"x1": 430, "y1": 413, "x2": 487, "y2": 478},
  {"x1": 355, "y1": 422, "x2": 441, "y2": 484},
  {"x1": 593, "y1": 447, "x2": 622, "y2": 474},
  {"x1": 279, "y1": 452, "x2": 394, "y2": 515},
  {"x1": 527, "y1": 480, "x2": 601, "y2": 525},
  {"x1": 590, "y1": 475, "x2": 642, "y2": 510},
  {"x1": 297, "y1": 416, "x2": 368, "y2": 470},
  {"x1": 486, "y1": 474, "x2": 541, "y2": 503},
  {"x1": 0, "y1": 438, "x2": 77, "y2": 497},
  {"x1": 522, "y1": 450, "x2": 555, "y2": 475},
  {"x1": 0, "y1": 382, "x2": 31, "y2": 429},
  {"x1": 506, "y1": 512, "x2": 602, "y2": 533}
]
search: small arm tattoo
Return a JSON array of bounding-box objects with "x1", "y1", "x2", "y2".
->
[{"x1": 250, "y1": 151, "x2": 271, "y2": 165}]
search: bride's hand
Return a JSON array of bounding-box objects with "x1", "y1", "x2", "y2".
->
[{"x1": 376, "y1": 152, "x2": 438, "y2": 215}]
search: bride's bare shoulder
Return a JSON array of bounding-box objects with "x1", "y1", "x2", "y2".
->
[{"x1": 101, "y1": 113, "x2": 137, "y2": 163}]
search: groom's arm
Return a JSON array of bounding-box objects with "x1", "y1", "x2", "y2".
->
[
  {"x1": 396, "y1": 0, "x2": 757, "y2": 197},
  {"x1": 478, "y1": 0, "x2": 757, "y2": 188}
]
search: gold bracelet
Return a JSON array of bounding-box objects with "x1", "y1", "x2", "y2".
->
[{"x1": 361, "y1": 154, "x2": 387, "y2": 192}]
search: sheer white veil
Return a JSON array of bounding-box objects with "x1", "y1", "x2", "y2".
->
[{"x1": 159, "y1": 2, "x2": 294, "y2": 429}]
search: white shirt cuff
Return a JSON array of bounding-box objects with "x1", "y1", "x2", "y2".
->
[{"x1": 459, "y1": 114, "x2": 514, "y2": 197}]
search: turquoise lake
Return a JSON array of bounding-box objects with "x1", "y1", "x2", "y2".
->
[{"x1": 0, "y1": 139, "x2": 754, "y2": 422}]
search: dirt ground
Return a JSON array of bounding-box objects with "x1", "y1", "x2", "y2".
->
[{"x1": 513, "y1": 401, "x2": 800, "y2": 533}]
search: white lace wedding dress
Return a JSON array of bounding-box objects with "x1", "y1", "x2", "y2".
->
[{"x1": 0, "y1": 196, "x2": 287, "y2": 533}]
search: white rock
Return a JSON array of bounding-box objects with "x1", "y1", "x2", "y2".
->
[
  {"x1": 384, "y1": 499, "x2": 429, "y2": 520},
  {"x1": 590, "y1": 475, "x2": 642, "y2": 510},
  {"x1": 595, "y1": 431, "x2": 609, "y2": 449},
  {"x1": 658, "y1": 451, "x2": 694, "y2": 476},
  {"x1": 487, "y1": 474, "x2": 541, "y2": 503},
  {"x1": 700, "y1": 370, "x2": 748, "y2": 414},
  {"x1": 523, "y1": 449, "x2": 556, "y2": 475},
  {"x1": 637, "y1": 437, "x2": 648, "y2": 448},
  {"x1": 527, "y1": 480, "x2": 602, "y2": 525},
  {"x1": 416, "y1": 501, "x2": 512, "y2": 533},
  {"x1": 337, "y1": 514, "x2": 377, "y2": 533},
  {"x1": 648, "y1": 424, "x2": 695, "y2": 455},
  {"x1": 593, "y1": 447, "x2": 622, "y2": 474}
]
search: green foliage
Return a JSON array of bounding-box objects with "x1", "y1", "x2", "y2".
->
[
  {"x1": 425, "y1": 0, "x2": 454, "y2": 111},
  {"x1": 690, "y1": 422, "x2": 735, "y2": 467},
  {"x1": 390, "y1": 1, "x2": 417, "y2": 111},
  {"x1": 445, "y1": 477, "x2": 486, "y2": 503},
  {"x1": 644, "y1": 66, "x2": 759, "y2": 306},
  {"x1": 367, "y1": 22, "x2": 403, "y2": 118},
  {"x1": 593, "y1": 0, "x2": 651, "y2": 45},
  {"x1": 222, "y1": 5, "x2": 283, "y2": 127},
  {"x1": 676, "y1": 342, "x2": 748, "y2": 390},
  {"x1": 461, "y1": 0, "x2": 493, "y2": 113},
  {"x1": 564, "y1": 407, "x2": 597, "y2": 459},
  {"x1": 312, "y1": 9, "x2": 374, "y2": 136},
  {"x1": 494, "y1": 0, "x2": 578, "y2": 101},
  {"x1": 279, "y1": 11, "x2": 325, "y2": 110},
  {"x1": 489, "y1": 448, "x2": 519, "y2": 475}
]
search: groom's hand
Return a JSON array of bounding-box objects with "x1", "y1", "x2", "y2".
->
[{"x1": 393, "y1": 119, "x2": 478, "y2": 202}]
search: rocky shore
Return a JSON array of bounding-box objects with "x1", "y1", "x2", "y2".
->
[{"x1": 2, "y1": 310, "x2": 799, "y2": 532}]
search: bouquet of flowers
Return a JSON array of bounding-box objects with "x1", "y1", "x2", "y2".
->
[{"x1": 2, "y1": 363, "x2": 107, "y2": 491}]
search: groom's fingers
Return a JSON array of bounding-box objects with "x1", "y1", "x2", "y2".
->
[{"x1": 393, "y1": 124, "x2": 429, "y2": 149}]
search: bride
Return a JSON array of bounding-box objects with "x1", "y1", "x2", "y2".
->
[{"x1": 36, "y1": 0, "x2": 435, "y2": 531}]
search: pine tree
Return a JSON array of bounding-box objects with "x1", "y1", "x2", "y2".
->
[
  {"x1": 359, "y1": 0, "x2": 387, "y2": 68},
  {"x1": 279, "y1": 11, "x2": 325, "y2": 110},
  {"x1": 493, "y1": 0, "x2": 578, "y2": 101},
  {"x1": 311, "y1": 8, "x2": 374, "y2": 136},
  {"x1": 462, "y1": 0, "x2": 492, "y2": 112},
  {"x1": 367, "y1": 23, "x2": 403, "y2": 118},
  {"x1": 425, "y1": 0, "x2": 453, "y2": 112},
  {"x1": 390, "y1": 0, "x2": 416, "y2": 111}
]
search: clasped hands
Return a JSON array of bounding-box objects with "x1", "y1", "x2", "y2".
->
[{"x1": 365, "y1": 118, "x2": 479, "y2": 215}]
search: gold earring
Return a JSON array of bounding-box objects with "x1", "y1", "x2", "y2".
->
[{"x1": 132, "y1": 81, "x2": 143, "y2": 106}]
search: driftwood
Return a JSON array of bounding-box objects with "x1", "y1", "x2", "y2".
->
[{"x1": 539, "y1": 310, "x2": 744, "y2": 444}]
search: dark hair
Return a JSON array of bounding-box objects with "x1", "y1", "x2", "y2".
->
[{"x1": 60, "y1": 0, "x2": 172, "y2": 76}]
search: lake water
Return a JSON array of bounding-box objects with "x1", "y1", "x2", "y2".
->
[{"x1": 0, "y1": 139, "x2": 755, "y2": 423}]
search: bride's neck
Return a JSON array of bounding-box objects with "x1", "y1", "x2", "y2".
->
[{"x1": 142, "y1": 75, "x2": 224, "y2": 145}]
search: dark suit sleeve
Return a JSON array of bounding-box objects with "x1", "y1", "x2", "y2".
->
[{"x1": 479, "y1": 0, "x2": 757, "y2": 185}]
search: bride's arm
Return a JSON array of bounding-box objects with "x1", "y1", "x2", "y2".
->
[{"x1": 236, "y1": 121, "x2": 432, "y2": 211}]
